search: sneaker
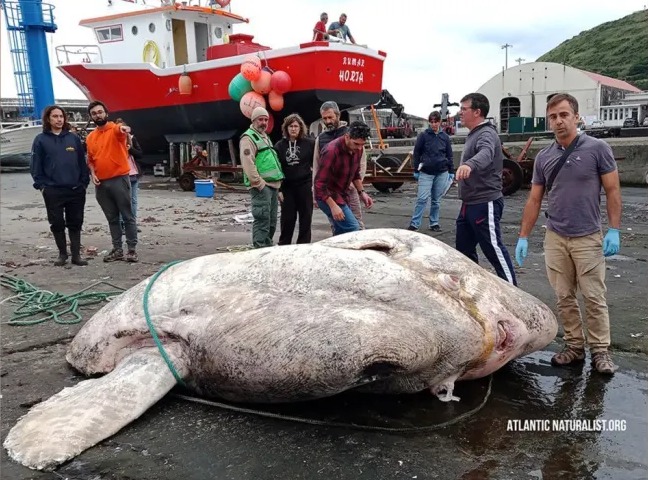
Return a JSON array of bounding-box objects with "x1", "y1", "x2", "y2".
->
[
  {"x1": 103, "y1": 248, "x2": 124, "y2": 262},
  {"x1": 429, "y1": 225, "x2": 441, "y2": 232},
  {"x1": 591, "y1": 351, "x2": 618, "y2": 375},
  {"x1": 125, "y1": 250, "x2": 139, "y2": 263},
  {"x1": 551, "y1": 346, "x2": 585, "y2": 366},
  {"x1": 407, "y1": 225, "x2": 418, "y2": 231}
]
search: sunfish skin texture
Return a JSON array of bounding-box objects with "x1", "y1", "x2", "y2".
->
[{"x1": 67, "y1": 228, "x2": 557, "y2": 402}]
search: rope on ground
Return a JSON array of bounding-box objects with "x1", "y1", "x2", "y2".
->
[
  {"x1": 0, "y1": 273, "x2": 125, "y2": 326},
  {"x1": 172, "y1": 375, "x2": 493, "y2": 432}
]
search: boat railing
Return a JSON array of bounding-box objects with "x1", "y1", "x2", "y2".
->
[{"x1": 55, "y1": 45, "x2": 103, "y2": 65}]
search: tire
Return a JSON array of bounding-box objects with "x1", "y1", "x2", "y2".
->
[
  {"x1": 178, "y1": 172, "x2": 196, "y2": 191},
  {"x1": 502, "y1": 158, "x2": 523, "y2": 196},
  {"x1": 371, "y1": 155, "x2": 404, "y2": 193}
]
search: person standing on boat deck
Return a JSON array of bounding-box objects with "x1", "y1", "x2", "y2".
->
[
  {"x1": 85, "y1": 100, "x2": 139, "y2": 263},
  {"x1": 240, "y1": 107, "x2": 285, "y2": 248},
  {"x1": 313, "y1": 101, "x2": 367, "y2": 228},
  {"x1": 408, "y1": 110, "x2": 454, "y2": 232},
  {"x1": 313, "y1": 12, "x2": 328, "y2": 41},
  {"x1": 30, "y1": 105, "x2": 90, "y2": 267},
  {"x1": 115, "y1": 118, "x2": 143, "y2": 233},
  {"x1": 328, "y1": 13, "x2": 356, "y2": 44},
  {"x1": 314, "y1": 121, "x2": 373, "y2": 235},
  {"x1": 515, "y1": 93, "x2": 621, "y2": 375},
  {"x1": 274, "y1": 113, "x2": 315, "y2": 245},
  {"x1": 455, "y1": 92, "x2": 516, "y2": 286}
]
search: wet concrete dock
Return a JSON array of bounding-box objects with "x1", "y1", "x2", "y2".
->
[{"x1": 1, "y1": 173, "x2": 647, "y2": 479}]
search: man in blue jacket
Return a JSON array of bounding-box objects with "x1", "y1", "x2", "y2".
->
[
  {"x1": 31, "y1": 105, "x2": 90, "y2": 266},
  {"x1": 408, "y1": 111, "x2": 454, "y2": 232}
]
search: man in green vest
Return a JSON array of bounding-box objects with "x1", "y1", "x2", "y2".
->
[{"x1": 240, "y1": 107, "x2": 284, "y2": 248}]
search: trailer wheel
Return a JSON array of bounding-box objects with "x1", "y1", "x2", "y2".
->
[
  {"x1": 502, "y1": 159, "x2": 523, "y2": 196},
  {"x1": 179, "y1": 173, "x2": 196, "y2": 191},
  {"x1": 372, "y1": 156, "x2": 404, "y2": 193}
]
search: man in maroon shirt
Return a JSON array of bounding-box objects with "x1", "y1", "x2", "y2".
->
[
  {"x1": 314, "y1": 121, "x2": 374, "y2": 234},
  {"x1": 313, "y1": 12, "x2": 328, "y2": 41}
]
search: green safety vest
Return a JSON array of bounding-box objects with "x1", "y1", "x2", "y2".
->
[{"x1": 241, "y1": 128, "x2": 284, "y2": 187}]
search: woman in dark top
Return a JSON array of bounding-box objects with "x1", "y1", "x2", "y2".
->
[{"x1": 274, "y1": 113, "x2": 315, "y2": 244}]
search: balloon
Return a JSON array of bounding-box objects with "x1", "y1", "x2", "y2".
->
[
  {"x1": 228, "y1": 73, "x2": 253, "y2": 101},
  {"x1": 214, "y1": 0, "x2": 230, "y2": 6},
  {"x1": 268, "y1": 90, "x2": 284, "y2": 111},
  {"x1": 251, "y1": 70, "x2": 272, "y2": 95},
  {"x1": 270, "y1": 70, "x2": 292, "y2": 94},
  {"x1": 240, "y1": 55, "x2": 261, "y2": 81},
  {"x1": 266, "y1": 113, "x2": 274, "y2": 133},
  {"x1": 239, "y1": 91, "x2": 266, "y2": 118}
]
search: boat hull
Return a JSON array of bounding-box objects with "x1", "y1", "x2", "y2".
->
[
  {"x1": 59, "y1": 43, "x2": 385, "y2": 154},
  {"x1": 0, "y1": 125, "x2": 40, "y2": 168}
]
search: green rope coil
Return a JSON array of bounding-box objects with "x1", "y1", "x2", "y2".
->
[{"x1": 0, "y1": 274, "x2": 125, "y2": 325}]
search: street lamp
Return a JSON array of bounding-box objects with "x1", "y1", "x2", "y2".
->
[{"x1": 501, "y1": 43, "x2": 513, "y2": 69}]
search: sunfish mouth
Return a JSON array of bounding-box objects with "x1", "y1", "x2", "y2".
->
[{"x1": 495, "y1": 321, "x2": 515, "y2": 353}]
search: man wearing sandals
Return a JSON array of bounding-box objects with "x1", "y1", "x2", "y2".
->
[{"x1": 515, "y1": 93, "x2": 621, "y2": 374}]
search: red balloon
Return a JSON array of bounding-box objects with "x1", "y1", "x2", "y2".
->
[
  {"x1": 266, "y1": 113, "x2": 274, "y2": 133},
  {"x1": 270, "y1": 70, "x2": 292, "y2": 94},
  {"x1": 251, "y1": 70, "x2": 272, "y2": 95},
  {"x1": 214, "y1": 0, "x2": 230, "y2": 7},
  {"x1": 268, "y1": 90, "x2": 284, "y2": 111}
]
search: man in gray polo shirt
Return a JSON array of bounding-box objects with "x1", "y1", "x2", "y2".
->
[{"x1": 515, "y1": 93, "x2": 621, "y2": 375}]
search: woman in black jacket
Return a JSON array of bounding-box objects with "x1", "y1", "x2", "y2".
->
[{"x1": 274, "y1": 114, "x2": 315, "y2": 244}]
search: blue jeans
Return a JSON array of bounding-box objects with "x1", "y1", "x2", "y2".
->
[
  {"x1": 409, "y1": 171, "x2": 449, "y2": 229},
  {"x1": 317, "y1": 200, "x2": 360, "y2": 235}
]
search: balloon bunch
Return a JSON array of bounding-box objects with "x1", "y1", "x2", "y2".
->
[{"x1": 228, "y1": 54, "x2": 292, "y2": 133}]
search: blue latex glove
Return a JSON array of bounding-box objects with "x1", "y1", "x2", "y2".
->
[
  {"x1": 413, "y1": 172, "x2": 420, "y2": 181},
  {"x1": 603, "y1": 228, "x2": 620, "y2": 257},
  {"x1": 515, "y1": 237, "x2": 528, "y2": 267}
]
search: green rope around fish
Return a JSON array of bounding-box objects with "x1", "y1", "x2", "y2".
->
[
  {"x1": 0, "y1": 274, "x2": 125, "y2": 325},
  {"x1": 142, "y1": 260, "x2": 186, "y2": 387}
]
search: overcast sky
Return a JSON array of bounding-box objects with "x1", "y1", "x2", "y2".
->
[{"x1": 1, "y1": 0, "x2": 645, "y2": 118}]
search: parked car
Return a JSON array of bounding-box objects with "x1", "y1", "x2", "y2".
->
[
  {"x1": 588, "y1": 120, "x2": 605, "y2": 129},
  {"x1": 643, "y1": 117, "x2": 648, "y2": 127},
  {"x1": 623, "y1": 117, "x2": 639, "y2": 128}
]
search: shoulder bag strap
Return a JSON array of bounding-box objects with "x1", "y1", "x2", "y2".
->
[{"x1": 546, "y1": 135, "x2": 580, "y2": 193}]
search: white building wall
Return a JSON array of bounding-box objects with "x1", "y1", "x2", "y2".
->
[{"x1": 477, "y1": 62, "x2": 599, "y2": 130}]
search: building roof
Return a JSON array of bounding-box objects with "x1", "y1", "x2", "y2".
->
[{"x1": 580, "y1": 70, "x2": 641, "y2": 93}]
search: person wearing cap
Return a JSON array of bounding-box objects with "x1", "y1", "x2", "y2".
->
[
  {"x1": 314, "y1": 121, "x2": 374, "y2": 235},
  {"x1": 240, "y1": 107, "x2": 285, "y2": 248}
]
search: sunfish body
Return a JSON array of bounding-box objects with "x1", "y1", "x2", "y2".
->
[{"x1": 4, "y1": 229, "x2": 557, "y2": 470}]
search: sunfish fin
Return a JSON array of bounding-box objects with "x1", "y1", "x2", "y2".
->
[{"x1": 4, "y1": 347, "x2": 187, "y2": 471}]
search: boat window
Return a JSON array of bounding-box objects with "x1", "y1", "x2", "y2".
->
[
  {"x1": 94, "y1": 25, "x2": 123, "y2": 43},
  {"x1": 149, "y1": 23, "x2": 156, "y2": 33},
  {"x1": 131, "y1": 25, "x2": 138, "y2": 35},
  {"x1": 214, "y1": 27, "x2": 222, "y2": 39}
]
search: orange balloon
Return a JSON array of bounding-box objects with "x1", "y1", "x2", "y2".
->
[
  {"x1": 268, "y1": 90, "x2": 284, "y2": 111},
  {"x1": 240, "y1": 55, "x2": 261, "y2": 81},
  {"x1": 270, "y1": 70, "x2": 292, "y2": 94},
  {"x1": 251, "y1": 70, "x2": 272, "y2": 95},
  {"x1": 239, "y1": 91, "x2": 266, "y2": 118}
]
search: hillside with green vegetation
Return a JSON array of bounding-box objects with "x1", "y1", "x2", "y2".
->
[{"x1": 537, "y1": 9, "x2": 648, "y2": 91}]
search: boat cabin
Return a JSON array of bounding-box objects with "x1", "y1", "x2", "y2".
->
[{"x1": 77, "y1": 1, "x2": 268, "y2": 67}]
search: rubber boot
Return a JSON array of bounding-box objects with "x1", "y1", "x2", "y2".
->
[
  {"x1": 69, "y1": 230, "x2": 88, "y2": 266},
  {"x1": 52, "y1": 231, "x2": 68, "y2": 266}
]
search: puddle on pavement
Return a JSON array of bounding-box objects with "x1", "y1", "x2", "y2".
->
[{"x1": 173, "y1": 350, "x2": 647, "y2": 478}]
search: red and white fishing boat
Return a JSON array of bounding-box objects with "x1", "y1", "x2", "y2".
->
[{"x1": 56, "y1": 0, "x2": 386, "y2": 154}]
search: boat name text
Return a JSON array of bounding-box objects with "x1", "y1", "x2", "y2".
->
[{"x1": 339, "y1": 70, "x2": 364, "y2": 84}]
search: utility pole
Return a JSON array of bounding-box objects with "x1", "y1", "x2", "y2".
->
[
  {"x1": 501, "y1": 43, "x2": 513, "y2": 70},
  {"x1": 515, "y1": 57, "x2": 525, "y2": 66}
]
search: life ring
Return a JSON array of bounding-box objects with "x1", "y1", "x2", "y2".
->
[{"x1": 143, "y1": 40, "x2": 161, "y2": 67}]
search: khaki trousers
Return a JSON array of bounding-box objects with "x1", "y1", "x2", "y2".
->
[{"x1": 544, "y1": 229, "x2": 610, "y2": 352}]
